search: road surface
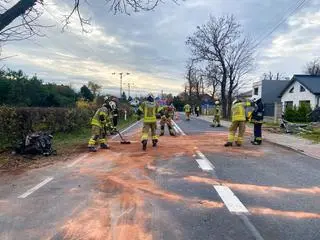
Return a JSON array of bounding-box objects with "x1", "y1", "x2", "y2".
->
[{"x1": 0, "y1": 113, "x2": 319, "y2": 240}]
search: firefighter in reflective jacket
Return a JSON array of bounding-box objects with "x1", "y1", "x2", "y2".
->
[
  {"x1": 212, "y1": 101, "x2": 221, "y2": 127},
  {"x1": 250, "y1": 97, "x2": 264, "y2": 145},
  {"x1": 184, "y1": 104, "x2": 191, "y2": 121},
  {"x1": 137, "y1": 93, "x2": 162, "y2": 151},
  {"x1": 88, "y1": 104, "x2": 112, "y2": 152},
  {"x1": 224, "y1": 99, "x2": 250, "y2": 147},
  {"x1": 160, "y1": 104, "x2": 176, "y2": 136}
]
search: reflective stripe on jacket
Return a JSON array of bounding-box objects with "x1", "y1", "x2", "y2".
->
[
  {"x1": 232, "y1": 102, "x2": 246, "y2": 122},
  {"x1": 91, "y1": 106, "x2": 110, "y2": 127},
  {"x1": 139, "y1": 101, "x2": 160, "y2": 123},
  {"x1": 184, "y1": 104, "x2": 191, "y2": 113}
]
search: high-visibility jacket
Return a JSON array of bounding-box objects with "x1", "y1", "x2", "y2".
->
[
  {"x1": 162, "y1": 106, "x2": 175, "y2": 118},
  {"x1": 139, "y1": 101, "x2": 161, "y2": 123},
  {"x1": 91, "y1": 106, "x2": 111, "y2": 127},
  {"x1": 231, "y1": 102, "x2": 246, "y2": 122},
  {"x1": 184, "y1": 104, "x2": 191, "y2": 113},
  {"x1": 215, "y1": 105, "x2": 221, "y2": 116}
]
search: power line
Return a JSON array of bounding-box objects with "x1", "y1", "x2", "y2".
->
[{"x1": 254, "y1": 0, "x2": 310, "y2": 48}]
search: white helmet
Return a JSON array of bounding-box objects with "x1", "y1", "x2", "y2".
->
[
  {"x1": 215, "y1": 101, "x2": 220, "y2": 105},
  {"x1": 109, "y1": 100, "x2": 116, "y2": 110},
  {"x1": 232, "y1": 99, "x2": 240, "y2": 105}
]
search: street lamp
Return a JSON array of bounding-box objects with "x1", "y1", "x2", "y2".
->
[{"x1": 112, "y1": 72, "x2": 130, "y2": 97}]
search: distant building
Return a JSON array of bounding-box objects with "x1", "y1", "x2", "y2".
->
[
  {"x1": 279, "y1": 75, "x2": 320, "y2": 110},
  {"x1": 252, "y1": 79, "x2": 290, "y2": 116}
]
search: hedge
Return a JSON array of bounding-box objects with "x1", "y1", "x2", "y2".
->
[
  {"x1": 284, "y1": 104, "x2": 312, "y2": 123},
  {"x1": 0, "y1": 103, "x2": 134, "y2": 150}
]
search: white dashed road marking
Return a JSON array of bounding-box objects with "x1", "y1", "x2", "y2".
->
[
  {"x1": 196, "y1": 159, "x2": 214, "y2": 171},
  {"x1": 214, "y1": 185, "x2": 249, "y2": 214},
  {"x1": 18, "y1": 177, "x2": 54, "y2": 199}
]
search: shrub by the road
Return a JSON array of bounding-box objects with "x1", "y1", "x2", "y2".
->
[{"x1": 284, "y1": 104, "x2": 312, "y2": 123}]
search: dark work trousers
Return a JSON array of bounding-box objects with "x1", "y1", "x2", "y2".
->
[
  {"x1": 254, "y1": 123, "x2": 262, "y2": 143},
  {"x1": 113, "y1": 116, "x2": 118, "y2": 127}
]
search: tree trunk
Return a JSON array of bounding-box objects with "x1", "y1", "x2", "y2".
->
[
  {"x1": 220, "y1": 75, "x2": 227, "y2": 118},
  {"x1": 0, "y1": 0, "x2": 37, "y2": 32}
]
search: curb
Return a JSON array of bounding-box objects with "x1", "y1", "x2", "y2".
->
[{"x1": 199, "y1": 116, "x2": 320, "y2": 160}]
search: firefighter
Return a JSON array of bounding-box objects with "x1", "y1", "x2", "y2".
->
[
  {"x1": 137, "y1": 93, "x2": 161, "y2": 151},
  {"x1": 184, "y1": 103, "x2": 192, "y2": 121},
  {"x1": 224, "y1": 98, "x2": 250, "y2": 147},
  {"x1": 104, "y1": 96, "x2": 117, "y2": 134},
  {"x1": 160, "y1": 103, "x2": 176, "y2": 136},
  {"x1": 212, "y1": 101, "x2": 221, "y2": 127},
  {"x1": 88, "y1": 103, "x2": 112, "y2": 152},
  {"x1": 195, "y1": 105, "x2": 200, "y2": 117},
  {"x1": 250, "y1": 97, "x2": 264, "y2": 145}
]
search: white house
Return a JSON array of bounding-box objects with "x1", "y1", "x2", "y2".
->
[
  {"x1": 280, "y1": 75, "x2": 320, "y2": 110},
  {"x1": 252, "y1": 79, "x2": 289, "y2": 117}
]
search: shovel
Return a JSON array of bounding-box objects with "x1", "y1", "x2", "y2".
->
[{"x1": 116, "y1": 130, "x2": 131, "y2": 144}]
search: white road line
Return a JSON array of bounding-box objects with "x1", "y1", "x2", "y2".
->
[
  {"x1": 214, "y1": 185, "x2": 249, "y2": 214},
  {"x1": 172, "y1": 120, "x2": 186, "y2": 136},
  {"x1": 196, "y1": 159, "x2": 214, "y2": 171},
  {"x1": 18, "y1": 177, "x2": 54, "y2": 199},
  {"x1": 196, "y1": 150, "x2": 215, "y2": 169},
  {"x1": 111, "y1": 120, "x2": 141, "y2": 140},
  {"x1": 67, "y1": 154, "x2": 89, "y2": 168}
]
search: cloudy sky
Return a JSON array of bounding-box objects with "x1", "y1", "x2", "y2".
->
[{"x1": 2, "y1": 0, "x2": 320, "y2": 97}]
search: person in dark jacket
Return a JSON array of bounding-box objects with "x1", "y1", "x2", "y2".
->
[{"x1": 251, "y1": 97, "x2": 264, "y2": 145}]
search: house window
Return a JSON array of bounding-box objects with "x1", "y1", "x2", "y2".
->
[
  {"x1": 300, "y1": 85, "x2": 306, "y2": 92},
  {"x1": 299, "y1": 100, "x2": 310, "y2": 108},
  {"x1": 254, "y1": 87, "x2": 259, "y2": 95},
  {"x1": 289, "y1": 87, "x2": 294, "y2": 93},
  {"x1": 285, "y1": 101, "x2": 293, "y2": 109}
]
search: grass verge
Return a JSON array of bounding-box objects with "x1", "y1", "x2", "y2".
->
[
  {"x1": 300, "y1": 128, "x2": 320, "y2": 143},
  {"x1": 0, "y1": 116, "x2": 137, "y2": 171}
]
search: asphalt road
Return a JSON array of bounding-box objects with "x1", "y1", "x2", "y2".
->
[{"x1": 0, "y1": 114, "x2": 319, "y2": 240}]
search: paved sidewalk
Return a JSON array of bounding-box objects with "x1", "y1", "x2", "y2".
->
[{"x1": 198, "y1": 115, "x2": 320, "y2": 160}]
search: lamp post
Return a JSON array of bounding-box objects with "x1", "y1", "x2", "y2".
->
[{"x1": 112, "y1": 72, "x2": 130, "y2": 97}]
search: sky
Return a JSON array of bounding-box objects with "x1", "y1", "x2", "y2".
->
[{"x1": 2, "y1": 0, "x2": 320, "y2": 97}]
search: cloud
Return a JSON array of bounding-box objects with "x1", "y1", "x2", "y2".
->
[{"x1": 2, "y1": 0, "x2": 320, "y2": 96}]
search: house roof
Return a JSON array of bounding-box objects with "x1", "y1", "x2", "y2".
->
[{"x1": 280, "y1": 75, "x2": 320, "y2": 96}]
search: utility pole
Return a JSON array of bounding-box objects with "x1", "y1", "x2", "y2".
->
[{"x1": 112, "y1": 72, "x2": 130, "y2": 97}]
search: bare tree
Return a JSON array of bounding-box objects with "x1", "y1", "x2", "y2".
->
[
  {"x1": 186, "y1": 15, "x2": 252, "y2": 118},
  {"x1": 205, "y1": 63, "x2": 220, "y2": 98},
  {"x1": 88, "y1": 81, "x2": 102, "y2": 97},
  {"x1": 0, "y1": 0, "x2": 181, "y2": 43},
  {"x1": 262, "y1": 72, "x2": 286, "y2": 80},
  {"x1": 226, "y1": 37, "x2": 254, "y2": 116},
  {"x1": 304, "y1": 58, "x2": 320, "y2": 75}
]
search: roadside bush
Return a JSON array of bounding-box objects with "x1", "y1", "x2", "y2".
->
[
  {"x1": 284, "y1": 104, "x2": 312, "y2": 123},
  {"x1": 0, "y1": 106, "x2": 94, "y2": 150},
  {"x1": 0, "y1": 104, "x2": 135, "y2": 150}
]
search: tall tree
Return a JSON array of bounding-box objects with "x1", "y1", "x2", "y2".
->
[
  {"x1": 80, "y1": 85, "x2": 94, "y2": 101},
  {"x1": 304, "y1": 58, "x2": 320, "y2": 76},
  {"x1": 186, "y1": 15, "x2": 251, "y2": 118},
  {"x1": 88, "y1": 81, "x2": 102, "y2": 97}
]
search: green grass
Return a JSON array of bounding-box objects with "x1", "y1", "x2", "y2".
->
[
  {"x1": 53, "y1": 115, "x2": 137, "y2": 151},
  {"x1": 300, "y1": 128, "x2": 320, "y2": 143}
]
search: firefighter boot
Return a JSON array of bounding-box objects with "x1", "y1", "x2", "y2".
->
[
  {"x1": 152, "y1": 139, "x2": 158, "y2": 147},
  {"x1": 142, "y1": 140, "x2": 147, "y2": 151},
  {"x1": 88, "y1": 146, "x2": 97, "y2": 152},
  {"x1": 224, "y1": 142, "x2": 233, "y2": 147},
  {"x1": 100, "y1": 143, "x2": 109, "y2": 149}
]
